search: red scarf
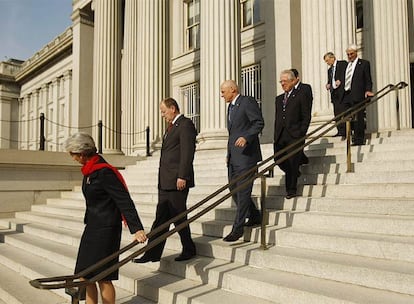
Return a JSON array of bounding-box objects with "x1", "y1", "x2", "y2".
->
[{"x1": 81, "y1": 154, "x2": 128, "y2": 227}]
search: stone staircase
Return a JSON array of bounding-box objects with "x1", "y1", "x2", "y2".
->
[{"x1": 1, "y1": 129, "x2": 414, "y2": 303}]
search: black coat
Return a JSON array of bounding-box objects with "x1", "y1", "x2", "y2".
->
[
  {"x1": 274, "y1": 84, "x2": 313, "y2": 143},
  {"x1": 327, "y1": 60, "x2": 348, "y2": 103},
  {"x1": 347, "y1": 58, "x2": 373, "y2": 103},
  {"x1": 158, "y1": 115, "x2": 196, "y2": 190},
  {"x1": 82, "y1": 156, "x2": 144, "y2": 234}
]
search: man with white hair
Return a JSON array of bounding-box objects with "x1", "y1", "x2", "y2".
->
[{"x1": 342, "y1": 44, "x2": 374, "y2": 145}]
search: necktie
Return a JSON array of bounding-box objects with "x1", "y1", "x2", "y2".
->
[
  {"x1": 167, "y1": 122, "x2": 173, "y2": 132},
  {"x1": 164, "y1": 123, "x2": 173, "y2": 139},
  {"x1": 283, "y1": 92, "x2": 288, "y2": 106},
  {"x1": 331, "y1": 65, "x2": 336, "y2": 89},
  {"x1": 228, "y1": 103, "x2": 234, "y2": 122},
  {"x1": 344, "y1": 61, "x2": 353, "y2": 91}
]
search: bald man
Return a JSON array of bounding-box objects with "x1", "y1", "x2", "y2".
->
[{"x1": 220, "y1": 80, "x2": 264, "y2": 242}]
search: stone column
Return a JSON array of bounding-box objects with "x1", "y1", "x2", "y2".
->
[
  {"x1": 122, "y1": 0, "x2": 139, "y2": 155},
  {"x1": 131, "y1": 0, "x2": 168, "y2": 155},
  {"x1": 71, "y1": 7, "x2": 94, "y2": 137},
  {"x1": 301, "y1": 0, "x2": 354, "y2": 120},
  {"x1": 364, "y1": 0, "x2": 412, "y2": 131},
  {"x1": 198, "y1": 0, "x2": 241, "y2": 149},
  {"x1": 92, "y1": 0, "x2": 122, "y2": 154}
]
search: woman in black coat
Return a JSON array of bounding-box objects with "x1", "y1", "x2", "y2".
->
[{"x1": 65, "y1": 132, "x2": 147, "y2": 304}]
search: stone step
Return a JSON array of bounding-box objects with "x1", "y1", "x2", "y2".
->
[
  {"x1": 290, "y1": 211, "x2": 414, "y2": 236},
  {"x1": 3, "y1": 228, "x2": 414, "y2": 304},
  {"x1": 0, "y1": 262, "x2": 68, "y2": 304},
  {"x1": 139, "y1": 250, "x2": 414, "y2": 304},
  {"x1": 274, "y1": 227, "x2": 414, "y2": 263},
  {"x1": 0, "y1": 232, "x2": 277, "y2": 304},
  {"x1": 0, "y1": 243, "x2": 143, "y2": 304}
]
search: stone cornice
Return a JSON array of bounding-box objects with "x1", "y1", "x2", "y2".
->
[{"x1": 15, "y1": 27, "x2": 73, "y2": 83}]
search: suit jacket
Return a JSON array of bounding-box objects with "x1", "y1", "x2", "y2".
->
[
  {"x1": 227, "y1": 95, "x2": 264, "y2": 168},
  {"x1": 327, "y1": 60, "x2": 347, "y2": 103},
  {"x1": 274, "y1": 84, "x2": 313, "y2": 143},
  {"x1": 159, "y1": 115, "x2": 196, "y2": 190},
  {"x1": 82, "y1": 157, "x2": 144, "y2": 234},
  {"x1": 348, "y1": 58, "x2": 373, "y2": 103}
]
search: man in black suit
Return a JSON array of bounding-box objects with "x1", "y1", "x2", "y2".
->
[
  {"x1": 221, "y1": 80, "x2": 264, "y2": 242},
  {"x1": 324, "y1": 52, "x2": 348, "y2": 139},
  {"x1": 342, "y1": 44, "x2": 374, "y2": 145},
  {"x1": 133, "y1": 97, "x2": 197, "y2": 262},
  {"x1": 291, "y1": 68, "x2": 313, "y2": 166},
  {"x1": 274, "y1": 70, "x2": 312, "y2": 199}
]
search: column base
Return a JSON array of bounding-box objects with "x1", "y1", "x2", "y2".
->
[{"x1": 196, "y1": 129, "x2": 228, "y2": 150}]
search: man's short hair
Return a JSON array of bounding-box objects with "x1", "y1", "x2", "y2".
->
[{"x1": 161, "y1": 97, "x2": 180, "y2": 113}]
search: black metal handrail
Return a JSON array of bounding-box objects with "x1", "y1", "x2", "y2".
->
[{"x1": 29, "y1": 82, "x2": 408, "y2": 301}]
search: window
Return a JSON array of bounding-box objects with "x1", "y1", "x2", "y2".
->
[
  {"x1": 241, "y1": 64, "x2": 262, "y2": 107},
  {"x1": 356, "y1": 0, "x2": 363, "y2": 29},
  {"x1": 241, "y1": 0, "x2": 260, "y2": 28},
  {"x1": 185, "y1": 0, "x2": 200, "y2": 50},
  {"x1": 180, "y1": 82, "x2": 200, "y2": 133}
]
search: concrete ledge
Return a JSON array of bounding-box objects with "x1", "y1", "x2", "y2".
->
[{"x1": 0, "y1": 149, "x2": 141, "y2": 217}]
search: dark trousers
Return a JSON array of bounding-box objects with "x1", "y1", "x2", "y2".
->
[
  {"x1": 274, "y1": 128, "x2": 302, "y2": 195},
  {"x1": 228, "y1": 163, "x2": 260, "y2": 234},
  {"x1": 353, "y1": 104, "x2": 366, "y2": 144},
  {"x1": 143, "y1": 188, "x2": 196, "y2": 260},
  {"x1": 332, "y1": 100, "x2": 350, "y2": 136},
  {"x1": 343, "y1": 92, "x2": 366, "y2": 144}
]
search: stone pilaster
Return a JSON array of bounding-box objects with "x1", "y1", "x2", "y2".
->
[
  {"x1": 364, "y1": 0, "x2": 412, "y2": 131},
  {"x1": 92, "y1": 0, "x2": 122, "y2": 154},
  {"x1": 198, "y1": 0, "x2": 241, "y2": 149},
  {"x1": 301, "y1": 0, "x2": 354, "y2": 120},
  {"x1": 71, "y1": 6, "x2": 94, "y2": 137},
  {"x1": 131, "y1": 0, "x2": 169, "y2": 155}
]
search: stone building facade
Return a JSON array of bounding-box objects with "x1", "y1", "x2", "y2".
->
[{"x1": 0, "y1": 0, "x2": 413, "y2": 155}]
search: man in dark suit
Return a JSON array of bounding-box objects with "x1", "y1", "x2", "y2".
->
[
  {"x1": 291, "y1": 68, "x2": 313, "y2": 166},
  {"x1": 342, "y1": 44, "x2": 374, "y2": 145},
  {"x1": 274, "y1": 70, "x2": 312, "y2": 199},
  {"x1": 221, "y1": 80, "x2": 264, "y2": 242},
  {"x1": 133, "y1": 97, "x2": 197, "y2": 262},
  {"x1": 324, "y1": 52, "x2": 348, "y2": 139}
]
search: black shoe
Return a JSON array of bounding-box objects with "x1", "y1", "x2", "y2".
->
[
  {"x1": 285, "y1": 193, "x2": 298, "y2": 199},
  {"x1": 351, "y1": 142, "x2": 364, "y2": 146},
  {"x1": 245, "y1": 216, "x2": 261, "y2": 227},
  {"x1": 132, "y1": 256, "x2": 160, "y2": 263},
  {"x1": 174, "y1": 252, "x2": 196, "y2": 261},
  {"x1": 223, "y1": 231, "x2": 243, "y2": 242},
  {"x1": 341, "y1": 136, "x2": 346, "y2": 141}
]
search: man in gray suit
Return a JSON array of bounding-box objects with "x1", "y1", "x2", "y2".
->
[{"x1": 221, "y1": 80, "x2": 264, "y2": 242}]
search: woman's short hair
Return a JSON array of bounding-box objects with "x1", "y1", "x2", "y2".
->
[{"x1": 64, "y1": 132, "x2": 97, "y2": 156}]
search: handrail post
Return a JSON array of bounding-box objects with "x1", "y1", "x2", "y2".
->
[
  {"x1": 146, "y1": 126, "x2": 151, "y2": 156},
  {"x1": 346, "y1": 119, "x2": 353, "y2": 173},
  {"x1": 98, "y1": 120, "x2": 103, "y2": 154},
  {"x1": 395, "y1": 90, "x2": 401, "y2": 130},
  {"x1": 260, "y1": 175, "x2": 268, "y2": 250},
  {"x1": 39, "y1": 113, "x2": 45, "y2": 151}
]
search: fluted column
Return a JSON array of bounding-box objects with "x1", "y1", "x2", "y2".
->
[
  {"x1": 92, "y1": 0, "x2": 122, "y2": 154},
  {"x1": 301, "y1": 0, "x2": 354, "y2": 118},
  {"x1": 364, "y1": 0, "x2": 411, "y2": 131},
  {"x1": 122, "y1": 0, "x2": 139, "y2": 155},
  {"x1": 130, "y1": 0, "x2": 168, "y2": 155},
  {"x1": 198, "y1": 0, "x2": 241, "y2": 149}
]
